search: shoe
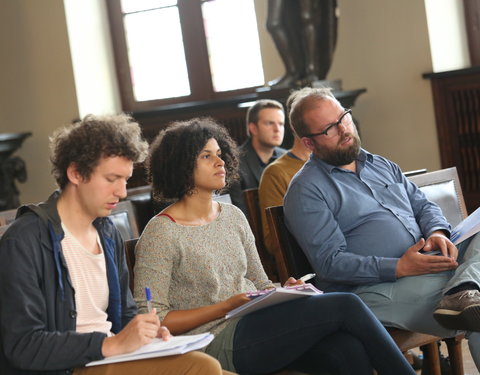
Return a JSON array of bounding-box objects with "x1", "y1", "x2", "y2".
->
[{"x1": 433, "y1": 289, "x2": 480, "y2": 331}]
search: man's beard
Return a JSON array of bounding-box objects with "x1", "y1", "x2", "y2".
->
[{"x1": 316, "y1": 132, "x2": 361, "y2": 167}]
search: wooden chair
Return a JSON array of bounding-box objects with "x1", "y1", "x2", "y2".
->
[
  {"x1": 243, "y1": 188, "x2": 279, "y2": 282},
  {"x1": 124, "y1": 238, "x2": 138, "y2": 293},
  {"x1": 110, "y1": 200, "x2": 140, "y2": 241},
  {"x1": 266, "y1": 205, "x2": 465, "y2": 375}
]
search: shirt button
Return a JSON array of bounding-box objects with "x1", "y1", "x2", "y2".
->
[{"x1": 69, "y1": 310, "x2": 77, "y2": 319}]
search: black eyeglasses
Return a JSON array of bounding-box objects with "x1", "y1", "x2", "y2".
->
[{"x1": 304, "y1": 109, "x2": 353, "y2": 139}]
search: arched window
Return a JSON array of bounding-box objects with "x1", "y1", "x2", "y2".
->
[{"x1": 107, "y1": 0, "x2": 265, "y2": 111}]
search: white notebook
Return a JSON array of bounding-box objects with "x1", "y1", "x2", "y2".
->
[
  {"x1": 226, "y1": 284, "x2": 323, "y2": 319},
  {"x1": 86, "y1": 332, "x2": 214, "y2": 366}
]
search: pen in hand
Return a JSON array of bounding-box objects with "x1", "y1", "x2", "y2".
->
[
  {"x1": 299, "y1": 273, "x2": 316, "y2": 282},
  {"x1": 145, "y1": 287, "x2": 153, "y2": 313}
]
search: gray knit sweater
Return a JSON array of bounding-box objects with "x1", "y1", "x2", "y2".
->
[{"x1": 133, "y1": 202, "x2": 273, "y2": 336}]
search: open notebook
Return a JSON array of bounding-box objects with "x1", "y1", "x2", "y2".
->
[
  {"x1": 86, "y1": 332, "x2": 214, "y2": 366},
  {"x1": 226, "y1": 284, "x2": 323, "y2": 319}
]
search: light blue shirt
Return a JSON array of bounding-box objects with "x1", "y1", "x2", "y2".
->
[{"x1": 284, "y1": 149, "x2": 450, "y2": 292}]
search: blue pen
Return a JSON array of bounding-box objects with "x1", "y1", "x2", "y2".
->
[{"x1": 145, "y1": 287, "x2": 153, "y2": 312}]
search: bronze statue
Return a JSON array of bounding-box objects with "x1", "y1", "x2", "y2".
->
[{"x1": 267, "y1": 0, "x2": 338, "y2": 88}]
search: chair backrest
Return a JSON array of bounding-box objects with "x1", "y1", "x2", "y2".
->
[
  {"x1": 124, "y1": 238, "x2": 138, "y2": 293},
  {"x1": 408, "y1": 167, "x2": 468, "y2": 226},
  {"x1": 266, "y1": 205, "x2": 313, "y2": 284},
  {"x1": 243, "y1": 188, "x2": 279, "y2": 282},
  {"x1": 109, "y1": 200, "x2": 140, "y2": 241},
  {"x1": 126, "y1": 185, "x2": 154, "y2": 234}
]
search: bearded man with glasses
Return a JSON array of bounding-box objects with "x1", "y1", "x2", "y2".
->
[{"x1": 283, "y1": 87, "x2": 480, "y2": 372}]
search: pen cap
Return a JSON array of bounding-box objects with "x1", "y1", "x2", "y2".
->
[{"x1": 145, "y1": 287, "x2": 152, "y2": 301}]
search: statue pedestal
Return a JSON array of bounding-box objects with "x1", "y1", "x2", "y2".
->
[
  {"x1": 0, "y1": 132, "x2": 31, "y2": 210},
  {"x1": 255, "y1": 82, "x2": 367, "y2": 146},
  {"x1": 257, "y1": 81, "x2": 366, "y2": 109}
]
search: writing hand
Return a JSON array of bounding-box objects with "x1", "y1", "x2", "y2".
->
[
  {"x1": 283, "y1": 276, "x2": 304, "y2": 287},
  {"x1": 396, "y1": 238, "x2": 458, "y2": 278},
  {"x1": 101, "y1": 308, "x2": 161, "y2": 357}
]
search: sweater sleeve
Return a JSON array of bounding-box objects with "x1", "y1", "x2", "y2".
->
[{"x1": 133, "y1": 217, "x2": 176, "y2": 321}]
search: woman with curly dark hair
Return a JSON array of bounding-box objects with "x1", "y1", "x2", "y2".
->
[{"x1": 133, "y1": 117, "x2": 416, "y2": 375}]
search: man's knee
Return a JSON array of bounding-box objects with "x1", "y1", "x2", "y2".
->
[{"x1": 181, "y1": 351, "x2": 224, "y2": 374}]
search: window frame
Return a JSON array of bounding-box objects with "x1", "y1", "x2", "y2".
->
[{"x1": 106, "y1": 0, "x2": 263, "y2": 112}]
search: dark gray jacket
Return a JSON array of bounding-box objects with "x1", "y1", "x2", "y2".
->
[
  {"x1": 0, "y1": 191, "x2": 137, "y2": 374},
  {"x1": 229, "y1": 139, "x2": 286, "y2": 213}
]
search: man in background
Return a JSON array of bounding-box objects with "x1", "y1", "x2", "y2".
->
[{"x1": 229, "y1": 99, "x2": 286, "y2": 213}]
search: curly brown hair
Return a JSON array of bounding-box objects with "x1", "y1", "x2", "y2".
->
[
  {"x1": 50, "y1": 113, "x2": 149, "y2": 189},
  {"x1": 147, "y1": 117, "x2": 239, "y2": 201}
]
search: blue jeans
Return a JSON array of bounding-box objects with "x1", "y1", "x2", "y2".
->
[{"x1": 232, "y1": 293, "x2": 415, "y2": 375}]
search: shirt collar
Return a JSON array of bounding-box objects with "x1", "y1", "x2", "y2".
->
[{"x1": 311, "y1": 148, "x2": 372, "y2": 174}]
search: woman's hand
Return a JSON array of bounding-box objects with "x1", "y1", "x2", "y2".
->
[
  {"x1": 224, "y1": 293, "x2": 251, "y2": 312},
  {"x1": 283, "y1": 276, "x2": 304, "y2": 287}
]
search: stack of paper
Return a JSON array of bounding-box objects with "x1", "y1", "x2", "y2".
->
[
  {"x1": 451, "y1": 206, "x2": 480, "y2": 245},
  {"x1": 226, "y1": 284, "x2": 323, "y2": 319},
  {"x1": 86, "y1": 332, "x2": 214, "y2": 366}
]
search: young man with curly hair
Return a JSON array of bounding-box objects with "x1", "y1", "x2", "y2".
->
[{"x1": 0, "y1": 114, "x2": 230, "y2": 375}]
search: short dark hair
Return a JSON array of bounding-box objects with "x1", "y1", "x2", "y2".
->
[
  {"x1": 245, "y1": 99, "x2": 284, "y2": 136},
  {"x1": 50, "y1": 113, "x2": 148, "y2": 189},
  {"x1": 148, "y1": 117, "x2": 239, "y2": 201},
  {"x1": 288, "y1": 87, "x2": 337, "y2": 137}
]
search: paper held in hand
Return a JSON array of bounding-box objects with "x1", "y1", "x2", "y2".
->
[
  {"x1": 86, "y1": 332, "x2": 214, "y2": 367},
  {"x1": 226, "y1": 283, "x2": 323, "y2": 319},
  {"x1": 450, "y1": 206, "x2": 480, "y2": 245}
]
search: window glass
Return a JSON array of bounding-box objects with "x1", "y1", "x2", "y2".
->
[
  {"x1": 202, "y1": 0, "x2": 264, "y2": 92},
  {"x1": 123, "y1": 6, "x2": 190, "y2": 101}
]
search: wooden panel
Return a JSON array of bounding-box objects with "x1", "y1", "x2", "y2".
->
[{"x1": 424, "y1": 67, "x2": 480, "y2": 213}]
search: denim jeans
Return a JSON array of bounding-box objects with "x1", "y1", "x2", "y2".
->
[{"x1": 232, "y1": 293, "x2": 415, "y2": 375}]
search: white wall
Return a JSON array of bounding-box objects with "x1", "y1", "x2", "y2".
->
[
  {"x1": 64, "y1": 0, "x2": 121, "y2": 117},
  {"x1": 327, "y1": 0, "x2": 441, "y2": 172},
  {"x1": 0, "y1": 0, "x2": 79, "y2": 204},
  {"x1": 424, "y1": 0, "x2": 470, "y2": 72}
]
